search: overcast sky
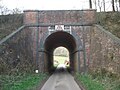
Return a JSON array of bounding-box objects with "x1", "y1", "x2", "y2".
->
[
  {"x1": 1, "y1": 0, "x2": 112, "y2": 11},
  {"x1": 1, "y1": 0, "x2": 89, "y2": 10}
]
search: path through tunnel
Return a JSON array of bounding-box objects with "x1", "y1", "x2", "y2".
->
[{"x1": 44, "y1": 31, "x2": 79, "y2": 73}]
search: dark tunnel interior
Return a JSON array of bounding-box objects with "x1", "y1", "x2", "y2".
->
[{"x1": 44, "y1": 31, "x2": 78, "y2": 73}]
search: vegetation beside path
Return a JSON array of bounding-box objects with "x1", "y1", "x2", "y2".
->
[
  {"x1": 76, "y1": 72, "x2": 120, "y2": 90},
  {"x1": 76, "y1": 73, "x2": 105, "y2": 90},
  {"x1": 0, "y1": 73, "x2": 48, "y2": 90}
]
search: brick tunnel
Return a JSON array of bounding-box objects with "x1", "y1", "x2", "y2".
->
[
  {"x1": 2, "y1": 9, "x2": 119, "y2": 75},
  {"x1": 23, "y1": 9, "x2": 96, "y2": 73},
  {"x1": 44, "y1": 31, "x2": 78, "y2": 73}
]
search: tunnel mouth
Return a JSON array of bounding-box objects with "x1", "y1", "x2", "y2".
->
[{"x1": 44, "y1": 31, "x2": 77, "y2": 73}]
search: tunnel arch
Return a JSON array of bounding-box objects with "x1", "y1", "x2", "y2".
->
[
  {"x1": 43, "y1": 31, "x2": 81, "y2": 73},
  {"x1": 44, "y1": 31, "x2": 77, "y2": 53}
]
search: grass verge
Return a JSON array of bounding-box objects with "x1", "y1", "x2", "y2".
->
[
  {"x1": 0, "y1": 73, "x2": 48, "y2": 90},
  {"x1": 75, "y1": 73, "x2": 105, "y2": 90}
]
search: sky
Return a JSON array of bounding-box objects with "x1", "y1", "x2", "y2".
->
[
  {"x1": 0, "y1": 0, "x2": 113, "y2": 11},
  {"x1": 1, "y1": 0, "x2": 89, "y2": 10}
]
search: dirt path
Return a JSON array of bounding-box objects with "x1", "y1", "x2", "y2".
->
[{"x1": 41, "y1": 66, "x2": 81, "y2": 90}]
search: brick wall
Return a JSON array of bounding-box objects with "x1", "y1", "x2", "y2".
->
[
  {"x1": 89, "y1": 25, "x2": 120, "y2": 75},
  {"x1": 24, "y1": 9, "x2": 96, "y2": 25},
  {"x1": 0, "y1": 26, "x2": 34, "y2": 74}
]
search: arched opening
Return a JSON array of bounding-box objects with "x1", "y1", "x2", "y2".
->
[
  {"x1": 44, "y1": 31, "x2": 78, "y2": 73},
  {"x1": 53, "y1": 46, "x2": 70, "y2": 67}
]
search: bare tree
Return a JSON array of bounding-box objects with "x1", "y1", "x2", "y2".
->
[
  {"x1": 12, "y1": 8, "x2": 22, "y2": 14},
  {"x1": 0, "y1": 6, "x2": 4, "y2": 15},
  {"x1": 119, "y1": 0, "x2": 120, "y2": 10},
  {"x1": 103, "y1": 0, "x2": 106, "y2": 12},
  {"x1": 93, "y1": 0, "x2": 97, "y2": 10},
  {"x1": 115, "y1": 0, "x2": 120, "y2": 11},
  {"x1": 98, "y1": 0, "x2": 102, "y2": 12},
  {"x1": 112, "y1": 0, "x2": 115, "y2": 12},
  {"x1": 115, "y1": 0, "x2": 119, "y2": 11},
  {"x1": 89, "y1": 0, "x2": 92, "y2": 9}
]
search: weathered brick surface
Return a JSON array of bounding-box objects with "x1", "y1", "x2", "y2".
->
[
  {"x1": 24, "y1": 10, "x2": 96, "y2": 25},
  {"x1": 71, "y1": 26, "x2": 92, "y2": 71},
  {"x1": 89, "y1": 25, "x2": 120, "y2": 74},
  {"x1": 0, "y1": 27, "x2": 34, "y2": 74},
  {"x1": 24, "y1": 10, "x2": 38, "y2": 25},
  {"x1": 40, "y1": 10, "x2": 96, "y2": 24}
]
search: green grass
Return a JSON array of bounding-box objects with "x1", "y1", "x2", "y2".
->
[
  {"x1": 0, "y1": 73, "x2": 48, "y2": 90},
  {"x1": 76, "y1": 73, "x2": 105, "y2": 90}
]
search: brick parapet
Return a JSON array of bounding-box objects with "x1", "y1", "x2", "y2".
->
[{"x1": 24, "y1": 9, "x2": 96, "y2": 26}]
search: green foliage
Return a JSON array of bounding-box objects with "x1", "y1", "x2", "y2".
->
[
  {"x1": 89, "y1": 68, "x2": 120, "y2": 90},
  {"x1": 0, "y1": 73, "x2": 47, "y2": 90},
  {"x1": 76, "y1": 73, "x2": 105, "y2": 90}
]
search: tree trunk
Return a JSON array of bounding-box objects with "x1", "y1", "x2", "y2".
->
[
  {"x1": 119, "y1": 0, "x2": 120, "y2": 10},
  {"x1": 103, "y1": 0, "x2": 106, "y2": 12},
  {"x1": 94, "y1": 0, "x2": 97, "y2": 10},
  {"x1": 115, "y1": 0, "x2": 118, "y2": 11},
  {"x1": 89, "y1": 0, "x2": 92, "y2": 9},
  {"x1": 98, "y1": 0, "x2": 102, "y2": 12},
  {"x1": 112, "y1": 0, "x2": 115, "y2": 12}
]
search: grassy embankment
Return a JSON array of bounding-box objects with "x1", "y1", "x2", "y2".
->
[
  {"x1": 76, "y1": 73, "x2": 105, "y2": 90},
  {"x1": 76, "y1": 73, "x2": 120, "y2": 90},
  {"x1": 0, "y1": 73, "x2": 48, "y2": 90}
]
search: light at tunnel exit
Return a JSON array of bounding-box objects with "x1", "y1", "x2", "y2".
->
[{"x1": 53, "y1": 46, "x2": 70, "y2": 68}]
